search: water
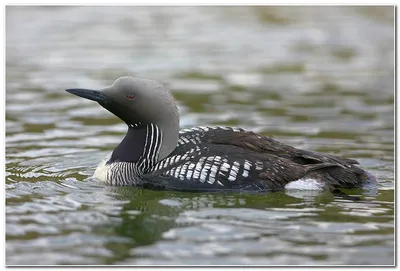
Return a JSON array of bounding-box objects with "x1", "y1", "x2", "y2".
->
[{"x1": 5, "y1": 6, "x2": 394, "y2": 265}]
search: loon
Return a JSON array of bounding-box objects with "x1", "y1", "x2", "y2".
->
[{"x1": 66, "y1": 76, "x2": 377, "y2": 192}]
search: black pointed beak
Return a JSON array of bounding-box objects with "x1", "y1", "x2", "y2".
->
[
  {"x1": 65, "y1": 87, "x2": 132, "y2": 125},
  {"x1": 65, "y1": 88, "x2": 108, "y2": 103}
]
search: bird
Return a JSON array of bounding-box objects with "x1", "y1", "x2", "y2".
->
[{"x1": 65, "y1": 76, "x2": 377, "y2": 192}]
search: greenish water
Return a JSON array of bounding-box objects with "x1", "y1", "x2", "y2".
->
[{"x1": 6, "y1": 6, "x2": 394, "y2": 265}]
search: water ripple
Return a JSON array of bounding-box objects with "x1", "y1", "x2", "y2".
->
[{"x1": 6, "y1": 6, "x2": 394, "y2": 265}]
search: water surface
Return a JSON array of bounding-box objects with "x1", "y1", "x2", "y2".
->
[{"x1": 6, "y1": 6, "x2": 394, "y2": 265}]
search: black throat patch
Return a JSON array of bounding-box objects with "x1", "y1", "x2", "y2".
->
[{"x1": 108, "y1": 126, "x2": 147, "y2": 164}]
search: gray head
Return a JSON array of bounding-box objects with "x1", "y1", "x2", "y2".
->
[{"x1": 66, "y1": 76, "x2": 180, "y2": 160}]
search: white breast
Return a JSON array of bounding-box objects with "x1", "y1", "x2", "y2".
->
[
  {"x1": 92, "y1": 152, "x2": 139, "y2": 186},
  {"x1": 93, "y1": 152, "x2": 112, "y2": 183}
]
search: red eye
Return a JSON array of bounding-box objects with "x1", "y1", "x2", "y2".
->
[{"x1": 127, "y1": 94, "x2": 135, "y2": 100}]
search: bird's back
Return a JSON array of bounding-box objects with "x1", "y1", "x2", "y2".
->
[{"x1": 143, "y1": 126, "x2": 374, "y2": 192}]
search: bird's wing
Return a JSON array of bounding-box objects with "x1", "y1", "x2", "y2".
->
[
  {"x1": 206, "y1": 128, "x2": 359, "y2": 166},
  {"x1": 148, "y1": 127, "x2": 351, "y2": 191}
]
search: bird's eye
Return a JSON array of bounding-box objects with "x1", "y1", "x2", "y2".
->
[{"x1": 126, "y1": 94, "x2": 135, "y2": 100}]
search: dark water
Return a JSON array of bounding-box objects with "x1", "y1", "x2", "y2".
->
[{"x1": 6, "y1": 6, "x2": 394, "y2": 265}]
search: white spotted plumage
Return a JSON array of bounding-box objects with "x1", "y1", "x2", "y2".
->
[
  {"x1": 221, "y1": 162, "x2": 231, "y2": 172},
  {"x1": 201, "y1": 163, "x2": 211, "y2": 183},
  {"x1": 174, "y1": 165, "x2": 181, "y2": 178},
  {"x1": 179, "y1": 163, "x2": 189, "y2": 180},
  {"x1": 242, "y1": 160, "x2": 252, "y2": 178},
  {"x1": 228, "y1": 162, "x2": 239, "y2": 182},
  {"x1": 94, "y1": 125, "x2": 256, "y2": 187},
  {"x1": 209, "y1": 164, "x2": 219, "y2": 184},
  {"x1": 255, "y1": 161, "x2": 263, "y2": 170},
  {"x1": 173, "y1": 155, "x2": 181, "y2": 163}
]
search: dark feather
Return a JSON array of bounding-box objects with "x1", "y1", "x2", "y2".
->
[{"x1": 146, "y1": 127, "x2": 373, "y2": 191}]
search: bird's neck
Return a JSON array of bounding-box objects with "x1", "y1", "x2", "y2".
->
[
  {"x1": 109, "y1": 124, "x2": 161, "y2": 172},
  {"x1": 109, "y1": 122, "x2": 178, "y2": 172},
  {"x1": 157, "y1": 118, "x2": 179, "y2": 161}
]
